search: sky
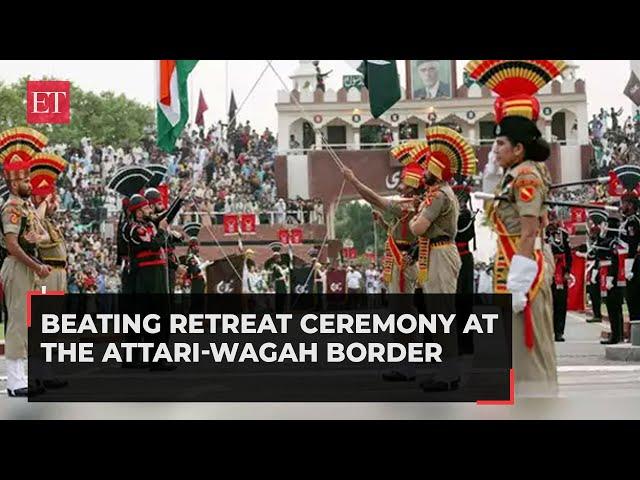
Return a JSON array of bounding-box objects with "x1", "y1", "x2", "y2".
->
[{"x1": 0, "y1": 60, "x2": 635, "y2": 132}]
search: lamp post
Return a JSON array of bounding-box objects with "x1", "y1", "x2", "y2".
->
[{"x1": 352, "y1": 109, "x2": 361, "y2": 149}]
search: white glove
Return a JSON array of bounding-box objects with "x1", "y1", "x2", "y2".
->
[
  {"x1": 507, "y1": 255, "x2": 538, "y2": 314},
  {"x1": 199, "y1": 260, "x2": 213, "y2": 271},
  {"x1": 605, "y1": 276, "x2": 614, "y2": 291},
  {"x1": 590, "y1": 269, "x2": 598, "y2": 283},
  {"x1": 625, "y1": 258, "x2": 635, "y2": 281},
  {"x1": 507, "y1": 255, "x2": 538, "y2": 293},
  {"x1": 512, "y1": 291, "x2": 528, "y2": 314}
]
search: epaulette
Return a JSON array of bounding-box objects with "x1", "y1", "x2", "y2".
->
[{"x1": 0, "y1": 197, "x2": 22, "y2": 214}]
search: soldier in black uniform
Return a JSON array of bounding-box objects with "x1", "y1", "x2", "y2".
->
[
  {"x1": 143, "y1": 183, "x2": 190, "y2": 293},
  {"x1": 182, "y1": 222, "x2": 211, "y2": 294},
  {"x1": 128, "y1": 194, "x2": 169, "y2": 294},
  {"x1": 599, "y1": 216, "x2": 625, "y2": 344},
  {"x1": 545, "y1": 210, "x2": 572, "y2": 342},
  {"x1": 452, "y1": 176, "x2": 476, "y2": 354},
  {"x1": 186, "y1": 238, "x2": 206, "y2": 294},
  {"x1": 577, "y1": 210, "x2": 608, "y2": 323},
  {"x1": 453, "y1": 176, "x2": 476, "y2": 294},
  {"x1": 620, "y1": 192, "x2": 640, "y2": 323},
  {"x1": 107, "y1": 166, "x2": 155, "y2": 294},
  {"x1": 127, "y1": 193, "x2": 175, "y2": 370},
  {"x1": 116, "y1": 199, "x2": 134, "y2": 293}
]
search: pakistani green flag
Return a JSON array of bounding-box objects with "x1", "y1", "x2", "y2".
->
[
  {"x1": 157, "y1": 60, "x2": 199, "y2": 152},
  {"x1": 346, "y1": 60, "x2": 401, "y2": 118}
]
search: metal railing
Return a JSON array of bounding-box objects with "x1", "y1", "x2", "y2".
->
[
  {"x1": 279, "y1": 142, "x2": 394, "y2": 155},
  {"x1": 178, "y1": 210, "x2": 326, "y2": 226}
]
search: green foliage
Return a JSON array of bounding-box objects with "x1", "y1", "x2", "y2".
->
[
  {"x1": 0, "y1": 77, "x2": 154, "y2": 148},
  {"x1": 334, "y1": 200, "x2": 386, "y2": 259}
]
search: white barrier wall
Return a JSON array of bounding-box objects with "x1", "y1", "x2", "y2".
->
[
  {"x1": 559, "y1": 145, "x2": 582, "y2": 184},
  {"x1": 286, "y1": 155, "x2": 309, "y2": 199}
]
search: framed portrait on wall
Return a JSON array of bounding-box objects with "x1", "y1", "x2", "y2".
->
[{"x1": 406, "y1": 60, "x2": 456, "y2": 100}]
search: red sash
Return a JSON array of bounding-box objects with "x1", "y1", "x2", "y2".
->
[
  {"x1": 554, "y1": 253, "x2": 566, "y2": 288},
  {"x1": 387, "y1": 236, "x2": 406, "y2": 293},
  {"x1": 492, "y1": 211, "x2": 545, "y2": 350},
  {"x1": 599, "y1": 261, "x2": 611, "y2": 296}
]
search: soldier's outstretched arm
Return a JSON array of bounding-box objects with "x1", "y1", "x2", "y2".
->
[
  {"x1": 341, "y1": 166, "x2": 391, "y2": 211},
  {"x1": 159, "y1": 196, "x2": 186, "y2": 224},
  {"x1": 155, "y1": 181, "x2": 191, "y2": 224}
]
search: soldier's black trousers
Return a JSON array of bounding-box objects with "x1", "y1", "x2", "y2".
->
[
  {"x1": 191, "y1": 278, "x2": 206, "y2": 294},
  {"x1": 135, "y1": 265, "x2": 169, "y2": 295},
  {"x1": 552, "y1": 282, "x2": 568, "y2": 336},
  {"x1": 588, "y1": 283, "x2": 602, "y2": 319},
  {"x1": 135, "y1": 265, "x2": 171, "y2": 359},
  {"x1": 168, "y1": 268, "x2": 177, "y2": 294},
  {"x1": 456, "y1": 252, "x2": 474, "y2": 354},
  {"x1": 121, "y1": 269, "x2": 135, "y2": 294},
  {"x1": 625, "y1": 258, "x2": 640, "y2": 321},
  {"x1": 605, "y1": 286, "x2": 624, "y2": 343}
]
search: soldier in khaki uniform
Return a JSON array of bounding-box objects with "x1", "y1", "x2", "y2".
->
[
  {"x1": 0, "y1": 127, "x2": 52, "y2": 397},
  {"x1": 31, "y1": 153, "x2": 69, "y2": 292},
  {"x1": 409, "y1": 126, "x2": 477, "y2": 391},
  {"x1": 466, "y1": 60, "x2": 568, "y2": 397},
  {"x1": 342, "y1": 153, "x2": 427, "y2": 382},
  {"x1": 342, "y1": 150, "x2": 428, "y2": 294}
]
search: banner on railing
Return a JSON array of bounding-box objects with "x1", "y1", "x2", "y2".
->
[
  {"x1": 290, "y1": 228, "x2": 303, "y2": 244},
  {"x1": 278, "y1": 228, "x2": 290, "y2": 244},
  {"x1": 342, "y1": 247, "x2": 357, "y2": 259},
  {"x1": 240, "y1": 213, "x2": 256, "y2": 234},
  {"x1": 223, "y1": 214, "x2": 239, "y2": 235}
]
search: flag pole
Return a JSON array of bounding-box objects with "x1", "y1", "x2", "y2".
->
[
  {"x1": 373, "y1": 215, "x2": 378, "y2": 266},
  {"x1": 225, "y1": 60, "x2": 229, "y2": 121}
]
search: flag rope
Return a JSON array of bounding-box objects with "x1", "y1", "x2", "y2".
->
[{"x1": 184, "y1": 60, "x2": 360, "y2": 292}]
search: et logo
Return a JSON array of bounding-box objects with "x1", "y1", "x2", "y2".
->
[{"x1": 26, "y1": 80, "x2": 70, "y2": 124}]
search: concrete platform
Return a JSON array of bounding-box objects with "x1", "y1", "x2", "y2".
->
[{"x1": 605, "y1": 344, "x2": 640, "y2": 361}]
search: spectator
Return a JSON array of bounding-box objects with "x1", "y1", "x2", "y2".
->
[
  {"x1": 289, "y1": 134, "x2": 301, "y2": 150},
  {"x1": 346, "y1": 265, "x2": 363, "y2": 294}
]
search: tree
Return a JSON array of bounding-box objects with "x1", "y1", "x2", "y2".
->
[
  {"x1": 0, "y1": 77, "x2": 154, "y2": 148},
  {"x1": 334, "y1": 200, "x2": 387, "y2": 259}
]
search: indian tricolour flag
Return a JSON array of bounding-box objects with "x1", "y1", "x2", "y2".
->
[
  {"x1": 157, "y1": 60, "x2": 199, "y2": 152},
  {"x1": 346, "y1": 60, "x2": 401, "y2": 118}
]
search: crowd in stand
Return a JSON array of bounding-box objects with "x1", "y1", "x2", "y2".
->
[
  {"x1": 44, "y1": 119, "x2": 328, "y2": 290},
  {"x1": 588, "y1": 107, "x2": 640, "y2": 177}
]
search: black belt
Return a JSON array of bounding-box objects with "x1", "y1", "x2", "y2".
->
[
  {"x1": 430, "y1": 236, "x2": 452, "y2": 244},
  {"x1": 396, "y1": 243, "x2": 412, "y2": 252},
  {"x1": 42, "y1": 259, "x2": 67, "y2": 268}
]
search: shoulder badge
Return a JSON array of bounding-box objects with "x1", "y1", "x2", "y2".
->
[{"x1": 518, "y1": 186, "x2": 537, "y2": 203}]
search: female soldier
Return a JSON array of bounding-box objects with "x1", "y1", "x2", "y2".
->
[{"x1": 466, "y1": 60, "x2": 569, "y2": 396}]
